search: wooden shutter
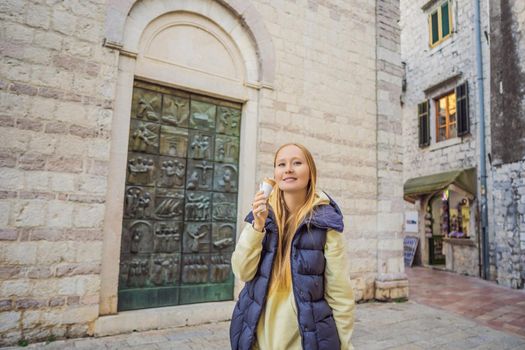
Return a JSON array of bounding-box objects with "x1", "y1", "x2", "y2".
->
[
  {"x1": 430, "y1": 11, "x2": 439, "y2": 45},
  {"x1": 441, "y1": 1, "x2": 450, "y2": 37},
  {"x1": 418, "y1": 100, "x2": 430, "y2": 147},
  {"x1": 456, "y1": 81, "x2": 470, "y2": 136}
]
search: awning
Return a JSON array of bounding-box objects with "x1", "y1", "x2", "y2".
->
[{"x1": 403, "y1": 168, "x2": 477, "y2": 203}]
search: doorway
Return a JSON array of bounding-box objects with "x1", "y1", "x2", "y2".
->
[
  {"x1": 118, "y1": 80, "x2": 241, "y2": 311},
  {"x1": 428, "y1": 193, "x2": 446, "y2": 265}
]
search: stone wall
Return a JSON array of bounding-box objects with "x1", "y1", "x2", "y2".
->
[
  {"x1": 374, "y1": 0, "x2": 408, "y2": 301},
  {"x1": 0, "y1": 0, "x2": 394, "y2": 345},
  {"x1": 490, "y1": 0, "x2": 525, "y2": 165},
  {"x1": 491, "y1": 163, "x2": 525, "y2": 289},
  {"x1": 489, "y1": 0, "x2": 525, "y2": 288},
  {"x1": 250, "y1": 0, "x2": 380, "y2": 301},
  {"x1": 0, "y1": 0, "x2": 117, "y2": 345},
  {"x1": 400, "y1": 0, "x2": 490, "y2": 179},
  {"x1": 443, "y1": 241, "x2": 479, "y2": 276}
]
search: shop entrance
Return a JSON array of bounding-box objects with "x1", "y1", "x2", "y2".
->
[
  {"x1": 405, "y1": 168, "x2": 477, "y2": 269},
  {"x1": 427, "y1": 187, "x2": 474, "y2": 266},
  {"x1": 117, "y1": 80, "x2": 241, "y2": 311},
  {"x1": 428, "y1": 193, "x2": 446, "y2": 265},
  {"x1": 429, "y1": 236, "x2": 445, "y2": 265}
]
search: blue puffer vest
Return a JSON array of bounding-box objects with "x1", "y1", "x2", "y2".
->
[{"x1": 229, "y1": 194, "x2": 344, "y2": 350}]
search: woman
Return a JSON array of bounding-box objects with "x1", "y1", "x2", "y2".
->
[{"x1": 230, "y1": 143, "x2": 355, "y2": 350}]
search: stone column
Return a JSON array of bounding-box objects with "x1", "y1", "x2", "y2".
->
[{"x1": 374, "y1": 0, "x2": 408, "y2": 301}]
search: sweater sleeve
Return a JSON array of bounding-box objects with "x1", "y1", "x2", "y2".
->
[
  {"x1": 231, "y1": 223, "x2": 266, "y2": 282},
  {"x1": 324, "y1": 229, "x2": 355, "y2": 350}
]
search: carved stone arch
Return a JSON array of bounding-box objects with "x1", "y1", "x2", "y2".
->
[
  {"x1": 132, "y1": 10, "x2": 252, "y2": 99},
  {"x1": 104, "y1": 0, "x2": 275, "y2": 87},
  {"x1": 98, "y1": 0, "x2": 263, "y2": 325}
]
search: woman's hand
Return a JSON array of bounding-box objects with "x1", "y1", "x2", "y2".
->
[{"x1": 251, "y1": 190, "x2": 268, "y2": 232}]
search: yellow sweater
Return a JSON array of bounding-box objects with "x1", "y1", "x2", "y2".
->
[{"x1": 231, "y1": 193, "x2": 355, "y2": 350}]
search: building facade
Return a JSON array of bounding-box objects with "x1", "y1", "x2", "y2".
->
[
  {"x1": 0, "y1": 0, "x2": 405, "y2": 345},
  {"x1": 401, "y1": 0, "x2": 525, "y2": 289}
]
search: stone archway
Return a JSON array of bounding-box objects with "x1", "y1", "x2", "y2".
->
[
  {"x1": 104, "y1": 0, "x2": 275, "y2": 86},
  {"x1": 97, "y1": 0, "x2": 274, "y2": 330}
]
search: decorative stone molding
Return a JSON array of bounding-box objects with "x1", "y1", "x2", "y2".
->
[
  {"x1": 423, "y1": 72, "x2": 462, "y2": 95},
  {"x1": 104, "y1": 0, "x2": 275, "y2": 86},
  {"x1": 421, "y1": 0, "x2": 443, "y2": 12},
  {"x1": 132, "y1": 11, "x2": 251, "y2": 99}
]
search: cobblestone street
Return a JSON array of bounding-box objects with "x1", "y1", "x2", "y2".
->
[
  {"x1": 2, "y1": 300, "x2": 525, "y2": 350},
  {"x1": 3, "y1": 267, "x2": 525, "y2": 349}
]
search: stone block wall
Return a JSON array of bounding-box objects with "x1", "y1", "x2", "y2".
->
[
  {"x1": 490, "y1": 0, "x2": 525, "y2": 165},
  {"x1": 443, "y1": 241, "x2": 479, "y2": 276},
  {"x1": 0, "y1": 0, "x2": 398, "y2": 345},
  {"x1": 400, "y1": 0, "x2": 490, "y2": 179},
  {"x1": 491, "y1": 163, "x2": 525, "y2": 289},
  {"x1": 489, "y1": 0, "x2": 525, "y2": 288},
  {"x1": 374, "y1": 0, "x2": 407, "y2": 300},
  {"x1": 250, "y1": 0, "x2": 380, "y2": 301},
  {"x1": 0, "y1": 0, "x2": 117, "y2": 345}
]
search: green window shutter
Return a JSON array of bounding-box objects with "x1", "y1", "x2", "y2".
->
[
  {"x1": 441, "y1": 2, "x2": 450, "y2": 37},
  {"x1": 418, "y1": 100, "x2": 431, "y2": 147},
  {"x1": 431, "y1": 11, "x2": 439, "y2": 44},
  {"x1": 456, "y1": 82, "x2": 470, "y2": 136}
]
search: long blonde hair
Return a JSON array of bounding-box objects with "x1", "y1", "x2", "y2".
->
[{"x1": 267, "y1": 143, "x2": 318, "y2": 292}]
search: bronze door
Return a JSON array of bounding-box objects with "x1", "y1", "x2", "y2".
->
[{"x1": 118, "y1": 81, "x2": 241, "y2": 311}]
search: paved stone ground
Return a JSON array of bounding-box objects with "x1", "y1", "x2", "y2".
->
[
  {"x1": 4, "y1": 268, "x2": 525, "y2": 349},
  {"x1": 3, "y1": 300, "x2": 525, "y2": 349},
  {"x1": 407, "y1": 267, "x2": 525, "y2": 338}
]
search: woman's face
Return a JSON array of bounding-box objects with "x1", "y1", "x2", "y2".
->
[{"x1": 274, "y1": 145, "x2": 310, "y2": 193}]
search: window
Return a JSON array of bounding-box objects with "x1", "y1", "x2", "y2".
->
[
  {"x1": 418, "y1": 81, "x2": 469, "y2": 147},
  {"x1": 435, "y1": 91, "x2": 456, "y2": 142},
  {"x1": 428, "y1": 1, "x2": 453, "y2": 47},
  {"x1": 456, "y1": 82, "x2": 469, "y2": 136}
]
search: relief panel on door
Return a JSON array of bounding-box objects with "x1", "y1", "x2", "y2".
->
[{"x1": 118, "y1": 81, "x2": 241, "y2": 311}]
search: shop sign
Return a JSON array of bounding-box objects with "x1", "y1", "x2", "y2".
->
[
  {"x1": 405, "y1": 211, "x2": 419, "y2": 233},
  {"x1": 404, "y1": 236, "x2": 419, "y2": 267}
]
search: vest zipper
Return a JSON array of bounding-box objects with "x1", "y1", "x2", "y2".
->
[{"x1": 290, "y1": 222, "x2": 306, "y2": 348}]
